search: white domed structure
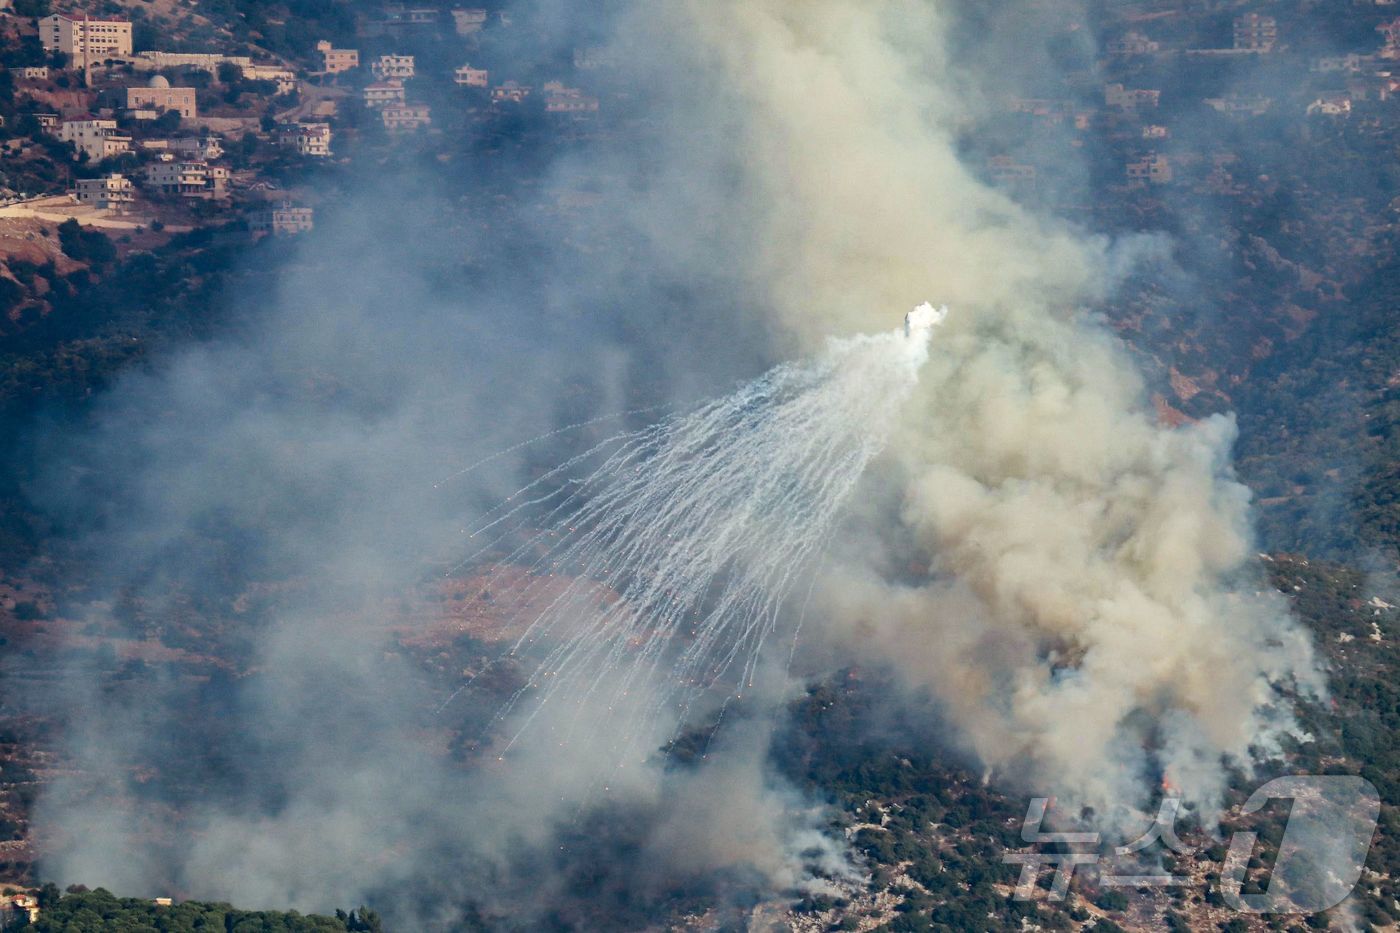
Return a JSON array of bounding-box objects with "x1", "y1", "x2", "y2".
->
[{"x1": 147, "y1": 74, "x2": 170, "y2": 88}]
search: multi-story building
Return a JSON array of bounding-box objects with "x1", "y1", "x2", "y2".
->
[
  {"x1": 363, "y1": 81, "x2": 406, "y2": 108},
  {"x1": 250, "y1": 203, "x2": 314, "y2": 236},
  {"x1": 144, "y1": 160, "x2": 228, "y2": 198},
  {"x1": 58, "y1": 119, "x2": 132, "y2": 161},
  {"x1": 1104, "y1": 83, "x2": 1160, "y2": 110},
  {"x1": 1380, "y1": 18, "x2": 1400, "y2": 59},
  {"x1": 178, "y1": 136, "x2": 222, "y2": 160},
  {"x1": 491, "y1": 80, "x2": 530, "y2": 103},
  {"x1": 371, "y1": 54, "x2": 415, "y2": 81},
  {"x1": 316, "y1": 40, "x2": 359, "y2": 74},
  {"x1": 140, "y1": 136, "x2": 224, "y2": 161},
  {"x1": 297, "y1": 124, "x2": 332, "y2": 156},
  {"x1": 1, "y1": 894, "x2": 38, "y2": 926},
  {"x1": 986, "y1": 155, "x2": 1036, "y2": 186},
  {"x1": 73, "y1": 173, "x2": 134, "y2": 210},
  {"x1": 1126, "y1": 153, "x2": 1172, "y2": 184},
  {"x1": 127, "y1": 76, "x2": 197, "y2": 119},
  {"x1": 573, "y1": 47, "x2": 617, "y2": 70},
  {"x1": 381, "y1": 7, "x2": 437, "y2": 27},
  {"x1": 451, "y1": 8, "x2": 487, "y2": 35},
  {"x1": 1313, "y1": 54, "x2": 1368, "y2": 74},
  {"x1": 1205, "y1": 94, "x2": 1273, "y2": 116},
  {"x1": 1107, "y1": 31, "x2": 1159, "y2": 55},
  {"x1": 1009, "y1": 98, "x2": 1072, "y2": 119},
  {"x1": 278, "y1": 122, "x2": 332, "y2": 157},
  {"x1": 454, "y1": 64, "x2": 488, "y2": 87},
  {"x1": 543, "y1": 82, "x2": 599, "y2": 114},
  {"x1": 1234, "y1": 13, "x2": 1278, "y2": 52},
  {"x1": 381, "y1": 104, "x2": 430, "y2": 130},
  {"x1": 545, "y1": 93, "x2": 600, "y2": 115},
  {"x1": 39, "y1": 13, "x2": 132, "y2": 60}
]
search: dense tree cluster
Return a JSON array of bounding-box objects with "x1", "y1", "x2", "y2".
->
[{"x1": 14, "y1": 888, "x2": 380, "y2": 932}]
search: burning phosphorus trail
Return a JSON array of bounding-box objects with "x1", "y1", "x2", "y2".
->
[{"x1": 459, "y1": 305, "x2": 947, "y2": 762}]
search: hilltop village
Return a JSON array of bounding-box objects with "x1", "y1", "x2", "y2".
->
[
  {"x1": 0, "y1": 0, "x2": 600, "y2": 244},
  {"x1": 0, "y1": 0, "x2": 1396, "y2": 335}
]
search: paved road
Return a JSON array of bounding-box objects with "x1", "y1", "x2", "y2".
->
[{"x1": 0, "y1": 196, "x2": 191, "y2": 231}]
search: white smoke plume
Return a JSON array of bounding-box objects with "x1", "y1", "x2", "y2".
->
[
  {"x1": 22, "y1": 0, "x2": 1330, "y2": 920},
  {"x1": 464, "y1": 316, "x2": 937, "y2": 766},
  {"x1": 644, "y1": 0, "x2": 1325, "y2": 825}
]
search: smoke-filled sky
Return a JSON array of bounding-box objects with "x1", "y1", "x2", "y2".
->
[
  {"x1": 655, "y1": 0, "x2": 1321, "y2": 823},
  {"x1": 22, "y1": 0, "x2": 1326, "y2": 924}
]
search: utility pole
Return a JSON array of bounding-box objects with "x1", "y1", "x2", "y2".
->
[{"x1": 79, "y1": 10, "x2": 89, "y2": 88}]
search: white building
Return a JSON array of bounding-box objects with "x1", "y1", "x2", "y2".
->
[
  {"x1": 140, "y1": 136, "x2": 224, "y2": 161},
  {"x1": 39, "y1": 13, "x2": 132, "y2": 61},
  {"x1": 1107, "y1": 31, "x2": 1160, "y2": 55},
  {"x1": 1126, "y1": 153, "x2": 1171, "y2": 184},
  {"x1": 1313, "y1": 54, "x2": 1368, "y2": 74},
  {"x1": 1104, "y1": 83, "x2": 1160, "y2": 110},
  {"x1": 381, "y1": 104, "x2": 430, "y2": 130},
  {"x1": 986, "y1": 155, "x2": 1035, "y2": 185},
  {"x1": 573, "y1": 47, "x2": 617, "y2": 70},
  {"x1": 73, "y1": 173, "x2": 134, "y2": 209},
  {"x1": 454, "y1": 64, "x2": 488, "y2": 87},
  {"x1": 371, "y1": 54, "x2": 415, "y2": 81},
  {"x1": 144, "y1": 160, "x2": 228, "y2": 198},
  {"x1": 279, "y1": 122, "x2": 332, "y2": 156},
  {"x1": 1234, "y1": 13, "x2": 1278, "y2": 52},
  {"x1": 451, "y1": 8, "x2": 487, "y2": 35},
  {"x1": 251, "y1": 203, "x2": 314, "y2": 235},
  {"x1": 363, "y1": 81, "x2": 406, "y2": 108},
  {"x1": 381, "y1": 7, "x2": 437, "y2": 27},
  {"x1": 491, "y1": 80, "x2": 530, "y2": 103},
  {"x1": 1, "y1": 894, "x2": 38, "y2": 926},
  {"x1": 58, "y1": 119, "x2": 132, "y2": 161},
  {"x1": 543, "y1": 81, "x2": 598, "y2": 114},
  {"x1": 1205, "y1": 94, "x2": 1273, "y2": 116}
]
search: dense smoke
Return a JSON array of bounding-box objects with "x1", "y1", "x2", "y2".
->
[
  {"x1": 660, "y1": 0, "x2": 1323, "y2": 823},
  {"x1": 22, "y1": 0, "x2": 1327, "y2": 922},
  {"x1": 24, "y1": 2, "x2": 815, "y2": 915}
]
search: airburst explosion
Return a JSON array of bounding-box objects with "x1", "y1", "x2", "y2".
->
[{"x1": 453, "y1": 307, "x2": 948, "y2": 763}]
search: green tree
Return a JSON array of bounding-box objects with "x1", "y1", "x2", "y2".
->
[
  {"x1": 56, "y1": 219, "x2": 116, "y2": 267},
  {"x1": 56, "y1": 218, "x2": 88, "y2": 262},
  {"x1": 13, "y1": 0, "x2": 51, "y2": 17},
  {"x1": 35, "y1": 882, "x2": 60, "y2": 908}
]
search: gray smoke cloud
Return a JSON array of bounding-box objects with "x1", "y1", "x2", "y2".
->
[
  {"x1": 659, "y1": 0, "x2": 1323, "y2": 826},
  {"x1": 24, "y1": 4, "x2": 822, "y2": 918},
  {"x1": 21, "y1": 0, "x2": 1327, "y2": 922}
]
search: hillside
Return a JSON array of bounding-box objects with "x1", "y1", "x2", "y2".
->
[{"x1": 0, "y1": 0, "x2": 1398, "y2": 930}]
